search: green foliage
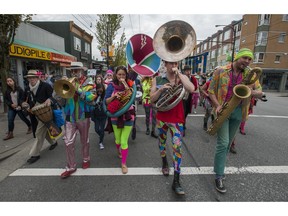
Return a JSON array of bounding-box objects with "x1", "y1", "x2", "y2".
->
[
  {"x1": 0, "y1": 14, "x2": 32, "y2": 112},
  {"x1": 95, "y1": 14, "x2": 126, "y2": 67}
]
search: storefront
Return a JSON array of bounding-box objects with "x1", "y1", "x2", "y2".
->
[
  {"x1": 261, "y1": 69, "x2": 288, "y2": 92},
  {"x1": 9, "y1": 39, "x2": 76, "y2": 89}
]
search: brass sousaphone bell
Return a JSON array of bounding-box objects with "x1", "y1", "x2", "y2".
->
[
  {"x1": 54, "y1": 77, "x2": 77, "y2": 99},
  {"x1": 153, "y1": 20, "x2": 197, "y2": 111}
]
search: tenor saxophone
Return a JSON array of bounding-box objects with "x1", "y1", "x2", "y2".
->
[{"x1": 206, "y1": 67, "x2": 262, "y2": 135}]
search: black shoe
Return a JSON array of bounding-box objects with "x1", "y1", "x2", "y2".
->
[
  {"x1": 151, "y1": 131, "x2": 158, "y2": 139},
  {"x1": 229, "y1": 146, "x2": 237, "y2": 154},
  {"x1": 215, "y1": 178, "x2": 226, "y2": 193},
  {"x1": 132, "y1": 128, "x2": 136, "y2": 140},
  {"x1": 49, "y1": 142, "x2": 58, "y2": 150},
  {"x1": 27, "y1": 156, "x2": 40, "y2": 164},
  {"x1": 172, "y1": 172, "x2": 185, "y2": 195},
  {"x1": 145, "y1": 128, "x2": 150, "y2": 135}
]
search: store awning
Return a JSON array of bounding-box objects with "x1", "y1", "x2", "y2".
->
[{"x1": 9, "y1": 39, "x2": 77, "y2": 63}]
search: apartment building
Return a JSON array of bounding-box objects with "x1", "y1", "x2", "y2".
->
[{"x1": 195, "y1": 14, "x2": 288, "y2": 92}]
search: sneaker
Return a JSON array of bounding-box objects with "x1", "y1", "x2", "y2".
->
[
  {"x1": 151, "y1": 131, "x2": 158, "y2": 139},
  {"x1": 193, "y1": 111, "x2": 197, "y2": 114},
  {"x1": 61, "y1": 168, "x2": 77, "y2": 179},
  {"x1": 99, "y1": 143, "x2": 104, "y2": 150},
  {"x1": 26, "y1": 127, "x2": 32, "y2": 134},
  {"x1": 82, "y1": 160, "x2": 90, "y2": 169},
  {"x1": 215, "y1": 178, "x2": 227, "y2": 193}
]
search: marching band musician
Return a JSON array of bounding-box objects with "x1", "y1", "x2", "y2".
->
[
  {"x1": 22, "y1": 70, "x2": 59, "y2": 164},
  {"x1": 208, "y1": 48, "x2": 263, "y2": 193},
  {"x1": 104, "y1": 65, "x2": 135, "y2": 174},
  {"x1": 60, "y1": 62, "x2": 97, "y2": 179},
  {"x1": 150, "y1": 61, "x2": 195, "y2": 195}
]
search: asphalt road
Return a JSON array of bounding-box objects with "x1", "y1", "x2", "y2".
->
[{"x1": 0, "y1": 92, "x2": 287, "y2": 214}]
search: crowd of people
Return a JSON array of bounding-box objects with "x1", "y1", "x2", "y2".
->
[{"x1": 1, "y1": 48, "x2": 268, "y2": 195}]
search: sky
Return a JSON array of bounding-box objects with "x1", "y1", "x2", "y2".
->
[{"x1": 31, "y1": 14, "x2": 243, "y2": 60}]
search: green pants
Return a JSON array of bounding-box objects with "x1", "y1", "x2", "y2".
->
[{"x1": 214, "y1": 106, "x2": 242, "y2": 176}]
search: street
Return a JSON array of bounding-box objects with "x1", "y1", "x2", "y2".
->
[{"x1": 0, "y1": 93, "x2": 287, "y2": 206}]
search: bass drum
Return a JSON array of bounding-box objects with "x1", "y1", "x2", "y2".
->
[{"x1": 103, "y1": 84, "x2": 137, "y2": 118}]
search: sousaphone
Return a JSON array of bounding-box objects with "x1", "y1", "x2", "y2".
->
[
  {"x1": 126, "y1": 34, "x2": 161, "y2": 77},
  {"x1": 153, "y1": 20, "x2": 197, "y2": 111}
]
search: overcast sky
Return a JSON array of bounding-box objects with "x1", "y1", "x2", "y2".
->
[{"x1": 32, "y1": 14, "x2": 243, "y2": 60}]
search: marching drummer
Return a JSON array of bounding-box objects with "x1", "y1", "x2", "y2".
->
[{"x1": 23, "y1": 70, "x2": 59, "y2": 164}]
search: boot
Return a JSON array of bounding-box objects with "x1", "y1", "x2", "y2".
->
[
  {"x1": 172, "y1": 171, "x2": 185, "y2": 195},
  {"x1": 161, "y1": 156, "x2": 169, "y2": 176},
  {"x1": 3, "y1": 132, "x2": 14, "y2": 141}
]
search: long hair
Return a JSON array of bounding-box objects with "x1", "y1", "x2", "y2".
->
[
  {"x1": 96, "y1": 83, "x2": 106, "y2": 100},
  {"x1": 112, "y1": 65, "x2": 128, "y2": 85},
  {"x1": 6, "y1": 77, "x2": 18, "y2": 93}
]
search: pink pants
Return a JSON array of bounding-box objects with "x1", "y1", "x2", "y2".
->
[{"x1": 64, "y1": 118, "x2": 90, "y2": 169}]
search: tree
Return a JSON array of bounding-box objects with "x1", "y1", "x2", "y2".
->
[
  {"x1": 0, "y1": 14, "x2": 32, "y2": 112},
  {"x1": 95, "y1": 14, "x2": 126, "y2": 68},
  {"x1": 113, "y1": 31, "x2": 127, "y2": 67}
]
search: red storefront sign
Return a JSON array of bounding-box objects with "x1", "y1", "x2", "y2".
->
[{"x1": 51, "y1": 53, "x2": 77, "y2": 63}]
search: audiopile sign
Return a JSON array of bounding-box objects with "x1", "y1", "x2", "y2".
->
[{"x1": 10, "y1": 44, "x2": 51, "y2": 61}]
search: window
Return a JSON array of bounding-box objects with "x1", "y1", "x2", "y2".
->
[
  {"x1": 85, "y1": 42, "x2": 90, "y2": 54},
  {"x1": 256, "y1": 31, "x2": 268, "y2": 46},
  {"x1": 254, "y1": 52, "x2": 264, "y2": 63},
  {"x1": 283, "y1": 14, "x2": 288, "y2": 21},
  {"x1": 275, "y1": 55, "x2": 281, "y2": 63},
  {"x1": 211, "y1": 50, "x2": 216, "y2": 58},
  {"x1": 223, "y1": 30, "x2": 231, "y2": 41},
  {"x1": 278, "y1": 33, "x2": 286, "y2": 43},
  {"x1": 258, "y1": 14, "x2": 271, "y2": 26},
  {"x1": 74, "y1": 36, "x2": 81, "y2": 51},
  {"x1": 203, "y1": 42, "x2": 207, "y2": 50}
]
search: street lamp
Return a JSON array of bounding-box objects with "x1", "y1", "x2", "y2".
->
[
  {"x1": 215, "y1": 24, "x2": 236, "y2": 62},
  {"x1": 106, "y1": 21, "x2": 110, "y2": 69}
]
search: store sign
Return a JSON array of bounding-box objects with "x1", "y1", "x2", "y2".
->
[
  {"x1": 51, "y1": 53, "x2": 76, "y2": 63},
  {"x1": 9, "y1": 44, "x2": 51, "y2": 61}
]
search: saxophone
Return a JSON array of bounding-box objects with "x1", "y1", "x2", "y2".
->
[{"x1": 206, "y1": 67, "x2": 262, "y2": 135}]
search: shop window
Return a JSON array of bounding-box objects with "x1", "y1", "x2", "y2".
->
[
  {"x1": 262, "y1": 73, "x2": 281, "y2": 90},
  {"x1": 85, "y1": 42, "x2": 90, "y2": 54},
  {"x1": 283, "y1": 14, "x2": 288, "y2": 21}
]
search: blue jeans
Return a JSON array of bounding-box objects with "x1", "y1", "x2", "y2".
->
[
  {"x1": 7, "y1": 108, "x2": 31, "y2": 132},
  {"x1": 93, "y1": 117, "x2": 107, "y2": 143},
  {"x1": 214, "y1": 106, "x2": 242, "y2": 176}
]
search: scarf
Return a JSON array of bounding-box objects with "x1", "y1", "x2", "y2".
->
[{"x1": 29, "y1": 80, "x2": 40, "y2": 95}]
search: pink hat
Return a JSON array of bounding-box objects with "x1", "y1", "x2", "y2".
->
[{"x1": 106, "y1": 70, "x2": 113, "y2": 75}]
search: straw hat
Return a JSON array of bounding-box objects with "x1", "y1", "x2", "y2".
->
[
  {"x1": 24, "y1": 70, "x2": 41, "y2": 78},
  {"x1": 66, "y1": 62, "x2": 87, "y2": 71}
]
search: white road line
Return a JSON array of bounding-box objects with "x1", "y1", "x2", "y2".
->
[
  {"x1": 9, "y1": 166, "x2": 288, "y2": 177},
  {"x1": 136, "y1": 114, "x2": 288, "y2": 118}
]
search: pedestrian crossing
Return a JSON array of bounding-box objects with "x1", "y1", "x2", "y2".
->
[{"x1": 9, "y1": 166, "x2": 288, "y2": 177}]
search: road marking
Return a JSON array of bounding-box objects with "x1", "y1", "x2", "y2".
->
[
  {"x1": 136, "y1": 114, "x2": 288, "y2": 118},
  {"x1": 9, "y1": 166, "x2": 288, "y2": 177}
]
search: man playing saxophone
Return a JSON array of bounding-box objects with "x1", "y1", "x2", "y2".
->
[
  {"x1": 208, "y1": 48, "x2": 263, "y2": 193},
  {"x1": 150, "y1": 61, "x2": 195, "y2": 195}
]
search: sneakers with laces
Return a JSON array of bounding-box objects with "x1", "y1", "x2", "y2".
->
[
  {"x1": 99, "y1": 143, "x2": 104, "y2": 150},
  {"x1": 215, "y1": 178, "x2": 227, "y2": 193}
]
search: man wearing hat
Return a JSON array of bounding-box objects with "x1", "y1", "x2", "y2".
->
[
  {"x1": 60, "y1": 62, "x2": 97, "y2": 179},
  {"x1": 23, "y1": 70, "x2": 59, "y2": 164},
  {"x1": 182, "y1": 65, "x2": 198, "y2": 136},
  {"x1": 208, "y1": 48, "x2": 263, "y2": 194}
]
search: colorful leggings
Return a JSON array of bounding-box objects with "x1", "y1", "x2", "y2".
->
[
  {"x1": 112, "y1": 125, "x2": 132, "y2": 150},
  {"x1": 157, "y1": 120, "x2": 183, "y2": 173}
]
